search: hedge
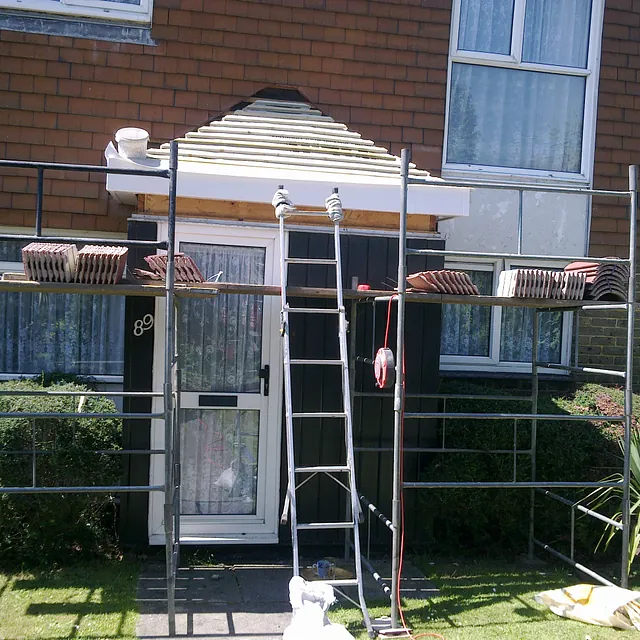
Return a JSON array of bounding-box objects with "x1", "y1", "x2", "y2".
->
[
  {"x1": 416, "y1": 380, "x2": 623, "y2": 561},
  {"x1": 0, "y1": 379, "x2": 122, "y2": 567}
]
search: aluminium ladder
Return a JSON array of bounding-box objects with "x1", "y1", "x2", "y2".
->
[{"x1": 272, "y1": 187, "x2": 373, "y2": 637}]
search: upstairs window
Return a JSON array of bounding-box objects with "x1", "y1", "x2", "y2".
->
[
  {"x1": 444, "y1": 0, "x2": 604, "y2": 183},
  {"x1": 0, "y1": 0, "x2": 152, "y2": 24}
]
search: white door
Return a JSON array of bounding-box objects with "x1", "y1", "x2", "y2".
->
[{"x1": 149, "y1": 224, "x2": 282, "y2": 544}]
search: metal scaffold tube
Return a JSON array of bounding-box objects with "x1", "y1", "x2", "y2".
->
[
  {"x1": 390, "y1": 149, "x2": 410, "y2": 629},
  {"x1": 621, "y1": 165, "x2": 638, "y2": 588},
  {"x1": 164, "y1": 139, "x2": 178, "y2": 636},
  {"x1": 528, "y1": 310, "x2": 540, "y2": 561}
]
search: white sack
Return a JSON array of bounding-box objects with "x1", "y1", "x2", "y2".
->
[
  {"x1": 535, "y1": 584, "x2": 640, "y2": 630},
  {"x1": 283, "y1": 576, "x2": 355, "y2": 640}
]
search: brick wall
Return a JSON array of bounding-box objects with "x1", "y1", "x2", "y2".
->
[
  {"x1": 581, "y1": 0, "x2": 640, "y2": 387},
  {"x1": 0, "y1": 0, "x2": 452, "y2": 234}
]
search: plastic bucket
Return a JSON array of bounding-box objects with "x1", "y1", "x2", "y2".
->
[{"x1": 115, "y1": 127, "x2": 149, "y2": 159}]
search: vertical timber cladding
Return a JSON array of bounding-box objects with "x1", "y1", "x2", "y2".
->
[
  {"x1": 120, "y1": 220, "x2": 157, "y2": 547},
  {"x1": 282, "y1": 231, "x2": 444, "y2": 546}
]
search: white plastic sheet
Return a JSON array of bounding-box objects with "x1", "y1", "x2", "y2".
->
[{"x1": 535, "y1": 584, "x2": 640, "y2": 630}]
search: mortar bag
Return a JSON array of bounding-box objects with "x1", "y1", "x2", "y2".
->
[
  {"x1": 283, "y1": 577, "x2": 354, "y2": 640},
  {"x1": 535, "y1": 584, "x2": 640, "y2": 630}
]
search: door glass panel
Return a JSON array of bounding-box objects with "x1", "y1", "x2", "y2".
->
[
  {"x1": 180, "y1": 409, "x2": 259, "y2": 515},
  {"x1": 178, "y1": 243, "x2": 266, "y2": 393}
]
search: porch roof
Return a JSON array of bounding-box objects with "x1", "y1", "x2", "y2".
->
[{"x1": 105, "y1": 98, "x2": 470, "y2": 218}]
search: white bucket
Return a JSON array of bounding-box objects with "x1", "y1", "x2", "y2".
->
[{"x1": 115, "y1": 127, "x2": 150, "y2": 159}]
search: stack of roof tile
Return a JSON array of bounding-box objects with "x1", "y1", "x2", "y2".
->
[
  {"x1": 407, "y1": 270, "x2": 480, "y2": 295},
  {"x1": 22, "y1": 243, "x2": 78, "y2": 283},
  {"x1": 75, "y1": 245, "x2": 128, "y2": 285},
  {"x1": 564, "y1": 261, "x2": 629, "y2": 301},
  {"x1": 137, "y1": 253, "x2": 205, "y2": 283},
  {"x1": 497, "y1": 269, "x2": 586, "y2": 300}
]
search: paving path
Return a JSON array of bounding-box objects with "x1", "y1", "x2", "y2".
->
[{"x1": 136, "y1": 553, "x2": 438, "y2": 639}]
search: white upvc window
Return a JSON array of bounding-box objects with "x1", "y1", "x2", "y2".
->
[
  {"x1": 0, "y1": 0, "x2": 152, "y2": 24},
  {"x1": 440, "y1": 259, "x2": 573, "y2": 374},
  {"x1": 443, "y1": 0, "x2": 605, "y2": 185}
]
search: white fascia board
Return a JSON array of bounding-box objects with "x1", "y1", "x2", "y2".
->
[{"x1": 105, "y1": 143, "x2": 470, "y2": 217}]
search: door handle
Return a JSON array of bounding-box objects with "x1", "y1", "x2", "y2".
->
[{"x1": 259, "y1": 365, "x2": 270, "y2": 397}]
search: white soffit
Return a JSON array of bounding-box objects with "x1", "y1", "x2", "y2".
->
[{"x1": 105, "y1": 98, "x2": 470, "y2": 218}]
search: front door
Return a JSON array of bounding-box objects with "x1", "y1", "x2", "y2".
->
[{"x1": 149, "y1": 224, "x2": 282, "y2": 544}]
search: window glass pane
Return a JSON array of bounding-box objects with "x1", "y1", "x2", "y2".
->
[
  {"x1": 500, "y1": 307, "x2": 562, "y2": 363},
  {"x1": 458, "y1": 0, "x2": 514, "y2": 55},
  {"x1": 0, "y1": 240, "x2": 28, "y2": 263},
  {"x1": 441, "y1": 270, "x2": 492, "y2": 357},
  {"x1": 447, "y1": 63, "x2": 585, "y2": 173},
  {"x1": 179, "y1": 243, "x2": 265, "y2": 393},
  {"x1": 0, "y1": 293, "x2": 124, "y2": 375},
  {"x1": 523, "y1": 0, "x2": 591, "y2": 68}
]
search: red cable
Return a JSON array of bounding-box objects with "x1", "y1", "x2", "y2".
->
[{"x1": 388, "y1": 332, "x2": 444, "y2": 640}]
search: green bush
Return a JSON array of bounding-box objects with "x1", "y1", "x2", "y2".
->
[
  {"x1": 417, "y1": 380, "x2": 623, "y2": 560},
  {"x1": 0, "y1": 379, "x2": 122, "y2": 567}
]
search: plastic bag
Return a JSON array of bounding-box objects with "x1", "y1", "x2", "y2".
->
[
  {"x1": 535, "y1": 584, "x2": 640, "y2": 630},
  {"x1": 283, "y1": 576, "x2": 355, "y2": 640}
]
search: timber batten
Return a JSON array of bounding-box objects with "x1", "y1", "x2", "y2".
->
[{"x1": 138, "y1": 194, "x2": 437, "y2": 233}]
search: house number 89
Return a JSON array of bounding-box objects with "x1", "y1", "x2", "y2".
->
[{"x1": 133, "y1": 314, "x2": 154, "y2": 337}]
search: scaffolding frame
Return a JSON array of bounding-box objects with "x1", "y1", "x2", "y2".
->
[
  {"x1": 0, "y1": 145, "x2": 636, "y2": 636},
  {"x1": 0, "y1": 142, "x2": 182, "y2": 635},
  {"x1": 383, "y1": 149, "x2": 638, "y2": 627}
]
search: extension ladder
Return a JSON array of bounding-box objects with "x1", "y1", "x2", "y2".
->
[{"x1": 272, "y1": 187, "x2": 373, "y2": 637}]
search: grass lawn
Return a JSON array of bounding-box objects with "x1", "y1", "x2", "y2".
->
[
  {"x1": 332, "y1": 560, "x2": 640, "y2": 640},
  {"x1": 0, "y1": 561, "x2": 139, "y2": 640}
]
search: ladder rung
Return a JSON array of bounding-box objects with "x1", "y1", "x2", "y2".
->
[
  {"x1": 285, "y1": 307, "x2": 340, "y2": 315},
  {"x1": 321, "y1": 578, "x2": 359, "y2": 586},
  {"x1": 292, "y1": 412, "x2": 347, "y2": 418},
  {"x1": 286, "y1": 258, "x2": 337, "y2": 265},
  {"x1": 289, "y1": 359, "x2": 344, "y2": 366},
  {"x1": 297, "y1": 522, "x2": 354, "y2": 530},
  {"x1": 295, "y1": 465, "x2": 350, "y2": 473}
]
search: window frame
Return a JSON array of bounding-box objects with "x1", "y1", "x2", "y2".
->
[
  {"x1": 0, "y1": 228, "x2": 128, "y2": 383},
  {"x1": 440, "y1": 258, "x2": 573, "y2": 374},
  {"x1": 0, "y1": 0, "x2": 152, "y2": 24},
  {"x1": 442, "y1": 0, "x2": 605, "y2": 186},
  {"x1": 440, "y1": 258, "x2": 501, "y2": 367}
]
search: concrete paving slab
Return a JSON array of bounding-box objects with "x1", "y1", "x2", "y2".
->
[{"x1": 136, "y1": 554, "x2": 437, "y2": 639}]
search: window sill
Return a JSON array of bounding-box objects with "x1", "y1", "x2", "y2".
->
[
  {"x1": 440, "y1": 362, "x2": 569, "y2": 376},
  {"x1": 0, "y1": 11, "x2": 155, "y2": 44},
  {"x1": 440, "y1": 367, "x2": 569, "y2": 380},
  {"x1": 441, "y1": 166, "x2": 592, "y2": 190}
]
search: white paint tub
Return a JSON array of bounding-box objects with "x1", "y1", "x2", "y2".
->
[{"x1": 115, "y1": 127, "x2": 150, "y2": 159}]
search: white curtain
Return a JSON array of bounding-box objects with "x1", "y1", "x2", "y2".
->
[
  {"x1": 441, "y1": 270, "x2": 493, "y2": 356},
  {"x1": 447, "y1": 64, "x2": 585, "y2": 173},
  {"x1": 178, "y1": 243, "x2": 265, "y2": 393},
  {"x1": 180, "y1": 409, "x2": 259, "y2": 516},
  {"x1": 500, "y1": 308, "x2": 563, "y2": 363},
  {"x1": 0, "y1": 293, "x2": 125, "y2": 375},
  {"x1": 459, "y1": 0, "x2": 514, "y2": 54},
  {"x1": 177, "y1": 242, "x2": 265, "y2": 516},
  {"x1": 523, "y1": 0, "x2": 591, "y2": 68}
]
